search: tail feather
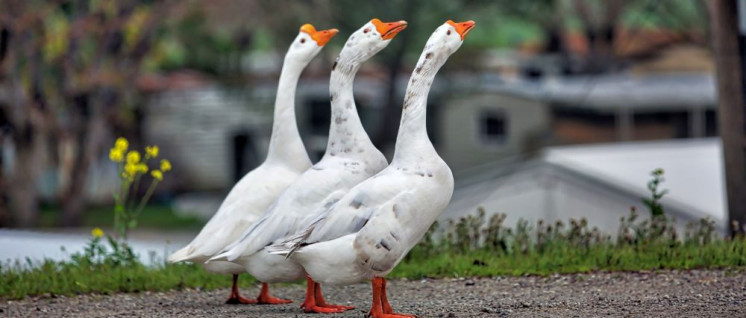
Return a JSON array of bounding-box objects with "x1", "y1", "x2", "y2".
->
[
  {"x1": 266, "y1": 226, "x2": 314, "y2": 258},
  {"x1": 167, "y1": 245, "x2": 194, "y2": 263},
  {"x1": 206, "y1": 245, "x2": 243, "y2": 263},
  {"x1": 207, "y1": 252, "x2": 227, "y2": 263}
]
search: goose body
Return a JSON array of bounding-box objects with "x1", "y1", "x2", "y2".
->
[
  {"x1": 269, "y1": 20, "x2": 475, "y2": 317},
  {"x1": 210, "y1": 19, "x2": 407, "y2": 313},
  {"x1": 167, "y1": 24, "x2": 337, "y2": 304}
]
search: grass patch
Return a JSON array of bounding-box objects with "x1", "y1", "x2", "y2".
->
[
  {"x1": 3, "y1": 170, "x2": 743, "y2": 300},
  {"x1": 5, "y1": 168, "x2": 740, "y2": 300},
  {"x1": 392, "y1": 205, "x2": 746, "y2": 278},
  {"x1": 0, "y1": 261, "x2": 253, "y2": 300},
  {"x1": 2, "y1": 237, "x2": 744, "y2": 300},
  {"x1": 3, "y1": 209, "x2": 745, "y2": 300},
  {"x1": 38, "y1": 204, "x2": 204, "y2": 230},
  {"x1": 393, "y1": 239, "x2": 746, "y2": 278}
]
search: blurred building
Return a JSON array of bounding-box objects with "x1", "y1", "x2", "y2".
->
[
  {"x1": 444, "y1": 138, "x2": 727, "y2": 234},
  {"x1": 438, "y1": 88, "x2": 549, "y2": 171},
  {"x1": 434, "y1": 71, "x2": 716, "y2": 172},
  {"x1": 144, "y1": 85, "x2": 272, "y2": 191},
  {"x1": 141, "y1": 69, "x2": 718, "y2": 207},
  {"x1": 138, "y1": 27, "x2": 721, "y2": 230}
]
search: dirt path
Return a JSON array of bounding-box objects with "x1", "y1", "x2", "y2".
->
[{"x1": 3, "y1": 270, "x2": 745, "y2": 317}]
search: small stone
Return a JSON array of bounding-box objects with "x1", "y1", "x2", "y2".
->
[{"x1": 465, "y1": 280, "x2": 475, "y2": 286}]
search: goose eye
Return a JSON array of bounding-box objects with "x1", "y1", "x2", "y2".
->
[
  {"x1": 447, "y1": 30, "x2": 451, "y2": 36},
  {"x1": 363, "y1": 28, "x2": 370, "y2": 34},
  {"x1": 300, "y1": 38, "x2": 306, "y2": 44}
]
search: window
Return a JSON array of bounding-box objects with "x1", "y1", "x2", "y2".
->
[
  {"x1": 479, "y1": 110, "x2": 508, "y2": 144},
  {"x1": 307, "y1": 99, "x2": 331, "y2": 135}
]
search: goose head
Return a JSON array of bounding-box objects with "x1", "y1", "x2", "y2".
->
[
  {"x1": 340, "y1": 18, "x2": 407, "y2": 62},
  {"x1": 286, "y1": 24, "x2": 339, "y2": 63},
  {"x1": 418, "y1": 20, "x2": 475, "y2": 67}
]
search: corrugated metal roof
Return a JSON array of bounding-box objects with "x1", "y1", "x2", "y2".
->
[{"x1": 451, "y1": 72, "x2": 716, "y2": 111}]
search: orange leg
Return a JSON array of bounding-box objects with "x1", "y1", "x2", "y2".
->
[
  {"x1": 226, "y1": 274, "x2": 258, "y2": 304},
  {"x1": 301, "y1": 276, "x2": 353, "y2": 313},
  {"x1": 380, "y1": 278, "x2": 393, "y2": 314},
  {"x1": 315, "y1": 281, "x2": 355, "y2": 311},
  {"x1": 255, "y1": 282, "x2": 292, "y2": 304},
  {"x1": 368, "y1": 277, "x2": 416, "y2": 318}
]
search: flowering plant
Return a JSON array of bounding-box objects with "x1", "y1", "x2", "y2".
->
[
  {"x1": 108, "y1": 137, "x2": 171, "y2": 240},
  {"x1": 75, "y1": 227, "x2": 138, "y2": 267}
]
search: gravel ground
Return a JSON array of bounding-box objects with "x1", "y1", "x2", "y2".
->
[{"x1": 3, "y1": 270, "x2": 745, "y2": 317}]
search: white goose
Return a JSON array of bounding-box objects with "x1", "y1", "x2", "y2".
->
[
  {"x1": 269, "y1": 20, "x2": 475, "y2": 318},
  {"x1": 209, "y1": 19, "x2": 408, "y2": 313},
  {"x1": 167, "y1": 24, "x2": 338, "y2": 305}
]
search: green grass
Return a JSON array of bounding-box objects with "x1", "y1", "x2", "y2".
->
[
  {"x1": 7, "y1": 168, "x2": 737, "y2": 300},
  {"x1": 0, "y1": 261, "x2": 253, "y2": 300},
  {"x1": 4, "y1": 196, "x2": 746, "y2": 301},
  {"x1": 393, "y1": 240, "x2": 746, "y2": 278},
  {"x1": 2, "y1": 236, "x2": 745, "y2": 300},
  {"x1": 38, "y1": 204, "x2": 204, "y2": 230}
]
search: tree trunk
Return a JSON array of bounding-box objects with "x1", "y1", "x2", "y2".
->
[
  {"x1": 708, "y1": 0, "x2": 746, "y2": 236},
  {"x1": 373, "y1": 0, "x2": 417, "y2": 152},
  {"x1": 373, "y1": 43, "x2": 408, "y2": 151},
  {"x1": 7, "y1": 85, "x2": 45, "y2": 228},
  {"x1": 0, "y1": 134, "x2": 6, "y2": 227},
  {"x1": 10, "y1": 132, "x2": 42, "y2": 227},
  {"x1": 60, "y1": 94, "x2": 108, "y2": 227},
  {"x1": 573, "y1": 0, "x2": 623, "y2": 73},
  {"x1": 4, "y1": 36, "x2": 46, "y2": 228}
]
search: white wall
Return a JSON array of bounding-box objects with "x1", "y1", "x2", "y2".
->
[{"x1": 440, "y1": 92, "x2": 550, "y2": 172}]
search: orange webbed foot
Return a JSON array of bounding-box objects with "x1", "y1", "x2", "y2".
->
[
  {"x1": 256, "y1": 295, "x2": 293, "y2": 305},
  {"x1": 320, "y1": 303, "x2": 356, "y2": 311},
  {"x1": 368, "y1": 313, "x2": 417, "y2": 318},
  {"x1": 252, "y1": 282, "x2": 292, "y2": 305},
  {"x1": 225, "y1": 295, "x2": 258, "y2": 305},
  {"x1": 368, "y1": 277, "x2": 417, "y2": 318},
  {"x1": 303, "y1": 305, "x2": 349, "y2": 314}
]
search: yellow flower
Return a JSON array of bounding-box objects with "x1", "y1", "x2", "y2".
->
[
  {"x1": 91, "y1": 227, "x2": 104, "y2": 238},
  {"x1": 136, "y1": 163, "x2": 149, "y2": 173},
  {"x1": 115, "y1": 137, "x2": 129, "y2": 151},
  {"x1": 126, "y1": 150, "x2": 141, "y2": 164},
  {"x1": 151, "y1": 170, "x2": 163, "y2": 181},
  {"x1": 160, "y1": 159, "x2": 171, "y2": 172},
  {"x1": 145, "y1": 145, "x2": 159, "y2": 158},
  {"x1": 124, "y1": 163, "x2": 138, "y2": 180},
  {"x1": 109, "y1": 148, "x2": 124, "y2": 162}
]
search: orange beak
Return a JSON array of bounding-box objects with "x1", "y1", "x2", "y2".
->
[
  {"x1": 371, "y1": 19, "x2": 408, "y2": 40},
  {"x1": 300, "y1": 24, "x2": 339, "y2": 46},
  {"x1": 446, "y1": 20, "x2": 475, "y2": 40}
]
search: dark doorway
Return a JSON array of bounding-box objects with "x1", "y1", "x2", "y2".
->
[{"x1": 232, "y1": 131, "x2": 260, "y2": 182}]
